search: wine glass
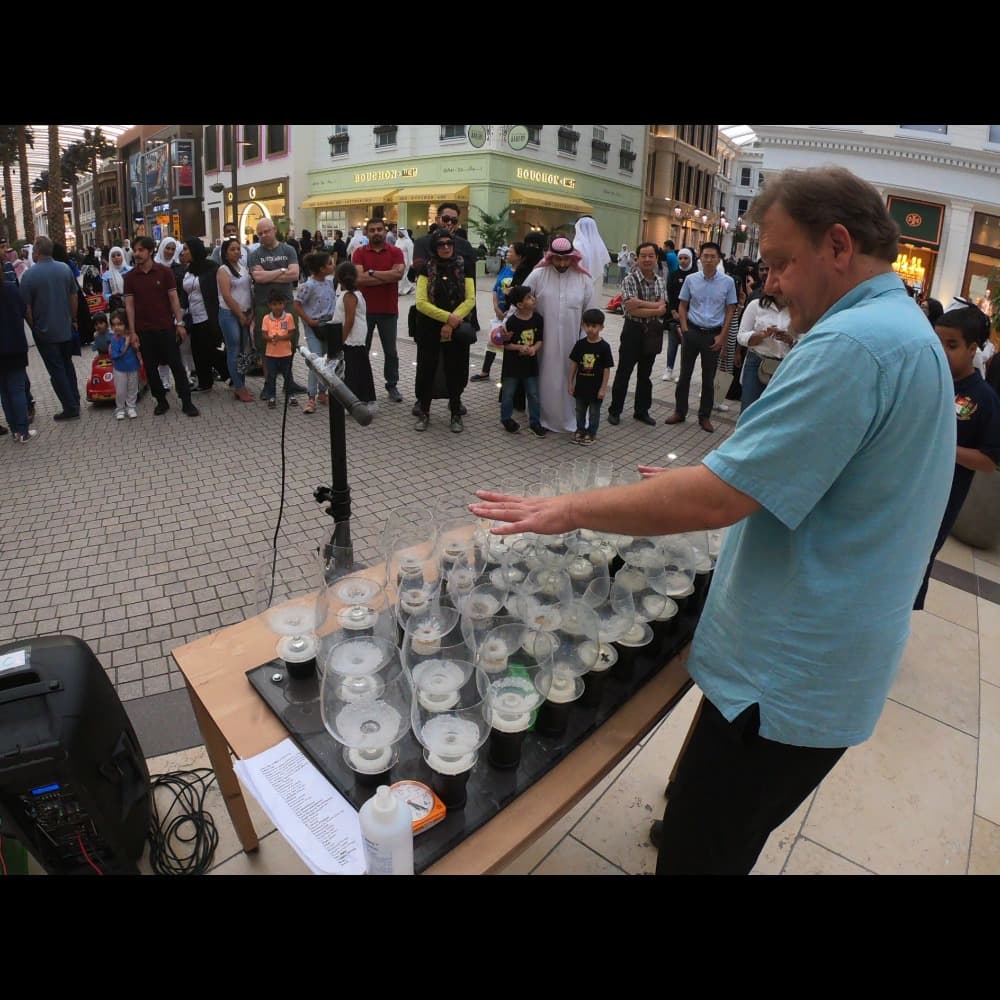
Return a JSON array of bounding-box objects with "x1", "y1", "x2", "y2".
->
[
  {"x1": 320, "y1": 638, "x2": 411, "y2": 784},
  {"x1": 253, "y1": 538, "x2": 326, "y2": 679},
  {"x1": 458, "y1": 581, "x2": 512, "y2": 653},
  {"x1": 509, "y1": 566, "x2": 572, "y2": 632},
  {"x1": 315, "y1": 573, "x2": 395, "y2": 673},
  {"x1": 563, "y1": 536, "x2": 610, "y2": 603},
  {"x1": 410, "y1": 664, "x2": 491, "y2": 808}
]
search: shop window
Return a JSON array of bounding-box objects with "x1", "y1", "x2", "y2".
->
[
  {"x1": 526, "y1": 125, "x2": 542, "y2": 146},
  {"x1": 440, "y1": 125, "x2": 464, "y2": 140},
  {"x1": 989, "y1": 126, "x2": 1000, "y2": 144},
  {"x1": 374, "y1": 125, "x2": 398, "y2": 148},
  {"x1": 204, "y1": 125, "x2": 218, "y2": 172},
  {"x1": 222, "y1": 127, "x2": 233, "y2": 170},
  {"x1": 558, "y1": 126, "x2": 579, "y2": 155},
  {"x1": 242, "y1": 126, "x2": 260, "y2": 162},
  {"x1": 266, "y1": 125, "x2": 287, "y2": 156},
  {"x1": 899, "y1": 125, "x2": 948, "y2": 135},
  {"x1": 329, "y1": 125, "x2": 349, "y2": 157},
  {"x1": 737, "y1": 198, "x2": 749, "y2": 216}
]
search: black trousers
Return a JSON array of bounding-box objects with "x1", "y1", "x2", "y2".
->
[
  {"x1": 415, "y1": 333, "x2": 469, "y2": 415},
  {"x1": 675, "y1": 323, "x2": 722, "y2": 420},
  {"x1": 609, "y1": 319, "x2": 655, "y2": 417},
  {"x1": 137, "y1": 328, "x2": 193, "y2": 405},
  {"x1": 189, "y1": 320, "x2": 222, "y2": 389},
  {"x1": 656, "y1": 697, "x2": 846, "y2": 875}
]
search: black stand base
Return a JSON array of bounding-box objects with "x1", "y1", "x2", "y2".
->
[
  {"x1": 535, "y1": 699, "x2": 572, "y2": 738},
  {"x1": 488, "y1": 728, "x2": 527, "y2": 770},
  {"x1": 432, "y1": 768, "x2": 471, "y2": 809}
]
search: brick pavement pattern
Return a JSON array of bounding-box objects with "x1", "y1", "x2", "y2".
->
[{"x1": 0, "y1": 278, "x2": 736, "y2": 702}]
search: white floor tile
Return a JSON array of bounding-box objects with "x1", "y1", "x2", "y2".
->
[
  {"x1": 923, "y1": 578, "x2": 979, "y2": 631},
  {"x1": 977, "y1": 598, "x2": 1000, "y2": 688},
  {"x1": 782, "y1": 837, "x2": 873, "y2": 875},
  {"x1": 977, "y1": 682, "x2": 1000, "y2": 827}
]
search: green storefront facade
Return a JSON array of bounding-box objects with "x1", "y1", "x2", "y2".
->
[{"x1": 303, "y1": 151, "x2": 642, "y2": 252}]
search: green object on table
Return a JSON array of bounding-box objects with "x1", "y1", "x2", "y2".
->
[{"x1": 1, "y1": 836, "x2": 30, "y2": 875}]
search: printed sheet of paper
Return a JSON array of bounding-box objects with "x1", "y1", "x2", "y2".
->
[{"x1": 234, "y1": 739, "x2": 366, "y2": 875}]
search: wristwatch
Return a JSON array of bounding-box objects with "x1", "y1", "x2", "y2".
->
[
  {"x1": 367, "y1": 269, "x2": 375, "y2": 278},
  {"x1": 174, "y1": 319, "x2": 185, "y2": 326}
]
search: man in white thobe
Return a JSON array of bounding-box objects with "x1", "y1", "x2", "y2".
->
[{"x1": 526, "y1": 236, "x2": 596, "y2": 433}]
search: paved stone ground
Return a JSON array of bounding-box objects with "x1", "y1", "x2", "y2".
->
[{"x1": 0, "y1": 278, "x2": 736, "y2": 728}]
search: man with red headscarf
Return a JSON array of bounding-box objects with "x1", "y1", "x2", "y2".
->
[{"x1": 526, "y1": 236, "x2": 596, "y2": 433}]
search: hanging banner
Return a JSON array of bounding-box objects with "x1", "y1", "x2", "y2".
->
[
  {"x1": 172, "y1": 139, "x2": 195, "y2": 199},
  {"x1": 887, "y1": 196, "x2": 944, "y2": 248}
]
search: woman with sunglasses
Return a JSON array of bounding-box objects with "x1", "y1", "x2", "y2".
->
[{"x1": 412, "y1": 231, "x2": 476, "y2": 433}]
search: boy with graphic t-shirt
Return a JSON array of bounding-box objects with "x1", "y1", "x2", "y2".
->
[
  {"x1": 569, "y1": 308, "x2": 615, "y2": 444},
  {"x1": 499, "y1": 284, "x2": 545, "y2": 437},
  {"x1": 915, "y1": 305, "x2": 1000, "y2": 609}
]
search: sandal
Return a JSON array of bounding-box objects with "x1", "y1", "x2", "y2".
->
[{"x1": 303, "y1": 397, "x2": 316, "y2": 414}]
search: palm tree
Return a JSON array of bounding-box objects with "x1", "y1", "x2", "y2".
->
[
  {"x1": 79, "y1": 127, "x2": 116, "y2": 247},
  {"x1": 16, "y1": 125, "x2": 35, "y2": 243},
  {"x1": 62, "y1": 142, "x2": 90, "y2": 250},
  {"x1": 32, "y1": 170, "x2": 70, "y2": 248},
  {"x1": 467, "y1": 204, "x2": 513, "y2": 254},
  {"x1": 0, "y1": 126, "x2": 15, "y2": 241},
  {"x1": 47, "y1": 124, "x2": 66, "y2": 248}
]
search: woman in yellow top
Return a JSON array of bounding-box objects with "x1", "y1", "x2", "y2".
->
[{"x1": 413, "y1": 230, "x2": 476, "y2": 433}]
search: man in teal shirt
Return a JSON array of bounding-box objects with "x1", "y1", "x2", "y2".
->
[{"x1": 470, "y1": 165, "x2": 955, "y2": 874}]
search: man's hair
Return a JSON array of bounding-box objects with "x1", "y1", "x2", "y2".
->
[
  {"x1": 665, "y1": 240, "x2": 675, "y2": 250},
  {"x1": 334, "y1": 230, "x2": 343, "y2": 238},
  {"x1": 366, "y1": 217, "x2": 385, "y2": 230},
  {"x1": 267, "y1": 289, "x2": 287, "y2": 304},
  {"x1": 223, "y1": 223, "x2": 237, "y2": 232},
  {"x1": 134, "y1": 236, "x2": 155, "y2": 252},
  {"x1": 438, "y1": 202, "x2": 460, "y2": 218},
  {"x1": 109, "y1": 308, "x2": 127, "y2": 327},
  {"x1": 748, "y1": 165, "x2": 899, "y2": 262},
  {"x1": 699, "y1": 241, "x2": 722, "y2": 257},
  {"x1": 33, "y1": 235, "x2": 53, "y2": 257},
  {"x1": 636, "y1": 241, "x2": 659, "y2": 256},
  {"x1": 582, "y1": 308, "x2": 605, "y2": 326},
  {"x1": 505, "y1": 284, "x2": 534, "y2": 307},
  {"x1": 936, "y1": 305, "x2": 991, "y2": 349},
  {"x1": 304, "y1": 250, "x2": 331, "y2": 275}
]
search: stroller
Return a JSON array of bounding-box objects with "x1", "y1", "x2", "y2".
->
[{"x1": 606, "y1": 293, "x2": 624, "y2": 315}]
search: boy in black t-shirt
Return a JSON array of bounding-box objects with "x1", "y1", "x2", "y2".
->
[
  {"x1": 569, "y1": 308, "x2": 615, "y2": 444},
  {"x1": 500, "y1": 284, "x2": 546, "y2": 437},
  {"x1": 915, "y1": 305, "x2": 1000, "y2": 609}
]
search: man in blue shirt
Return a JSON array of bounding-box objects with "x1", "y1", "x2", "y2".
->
[
  {"x1": 664, "y1": 241, "x2": 737, "y2": 432},
  {"x1": 470, "y1": 165, "x2": 955, "y2": 875}
]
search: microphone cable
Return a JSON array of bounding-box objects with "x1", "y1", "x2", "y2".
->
[{"x1": 147, "y1": 768, "x2": 220, "y2": 876}]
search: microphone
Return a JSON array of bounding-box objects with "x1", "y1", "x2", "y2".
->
[{"x1": 298, "y1": 347, "x2": 373, "y2": 426}]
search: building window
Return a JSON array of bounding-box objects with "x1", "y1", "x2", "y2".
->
[
  {"x1": 440, "y1": 125, "x2": 465, "y2": 140},
  {"x1": 242, "y1": 126, "x2": 260, "y2": 161},
  {"x1": 740, "y1": 167, "x2": 752, "y2": 187},
  {"x1": 989, "y1": 126, "x2": 1000, "y2": 144},
  {"x1": 329, "y1": 125, "x2": 349, "y2": 157},
  {"x1": 558, "y1": 125, "x2": 579, "y2": 155},
  {"x1": 266, "y1": 125, "x2": 287, "y2": 156},
  {"x1": 899, "y1": 125, "x2": 948, "y2": 135},
  {"x1": 373, "y1": 124, "x2": 398, "y2": 148},
  {"x1": 526, "y1": 124, "x2": 542, "y2": 146},
  {"x1": 222, "y1": 127, "x2": 233, "y2": 170},
  {"x1": 204, "y1": 125, "x2": 218, "y2": 172},
  {"x1": 620, "y1": 136, "x2": 635, "y2": 172},
  {"x1": 591, "y1": 126, "x2": 610, "y2": 165},
  {"x1": 738, "y1": 198, "x2": 749, "y2": 216}
]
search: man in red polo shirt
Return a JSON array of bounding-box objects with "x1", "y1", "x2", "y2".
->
[
  {"x1": 123, "y1": 236, "x2": 199, "y2": 417},
  {"x1": 353, "y1": 217, "x2": 405, "y2": 403}
]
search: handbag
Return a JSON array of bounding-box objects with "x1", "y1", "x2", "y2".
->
[
  {"x1": 640, "y1": 317, "x2": 665, "y2": 356},
  {"x1": 235, "y1": 327, "x2": 261, "y2": 375},
  {"x1": 448, "y1": 321, "x2": 476, "y2": 345},
  {"x1": 758, "y1": 356, "x2": 781, "y2": 385}
]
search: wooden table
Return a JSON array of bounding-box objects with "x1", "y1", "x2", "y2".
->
[{"x1": 172, "y1": 612, "x2": 692, "y2": 874}]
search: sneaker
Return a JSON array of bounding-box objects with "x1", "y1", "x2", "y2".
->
[
  {"x1": 583, "y1": 433, "x2": 595, "y2": 445},
  {"x1": 12, "y1": 429, "x2": 37, "y2": 442},
  {"x1": 607, "y1": 413, "x2": 620, "y2": 425},
  {"x1": 126, "y1": 407, "x2": 137, "y2": 419},
  {"x1": 529, "y1": 423, "x2": 547, "y2": 438},
  {"x1": 115, "y1": 410, "x2": 126, "y2": 420},
  {"x1": 288, "y1": 395, "x2": 298, "y2": 406},
  {"x1": 387, "y1": 386, "x2": 402, "y2": 402},
  {"x1": 182, "y1": 402, "x2": 200, "y2": 417},
  {"x1": 450, "y1": 414, "x2": 464, "y2": 433},
  {"x1": 411, "y1": 402, "x2": 423, "y2": 417},
  {"x1": 154, "y1": 401, "x2": 170, "y2": 416},
  {"x1": 662, "y1": 368, "x2": 675, "y2": 381},
  {"x1": 713, "y1": 403, "x2": 730, "y2": 412},
  {"x1": 317, "y1": 391, "x2": 328, "y2": 405},
  {"x1": 303, "y1": 397, "x2": 316, "y2": 414},
  {"x1": 469, "y1": 373, "x2": 490, "y2": 383},
  {"x1": 268, "y1": 399, "x2": 276, "y2": 410},
  {"x1": 53, "y1": 411, "x2": 80, "y2": 421},
  {"x1": 573, "y1": 431, "x2": 585, "y2": 445},
  {"x1": 414, "y1": 413, "x2": 429, "y2": 431},
  {"x1": 502, "y1": 418, "x2": 520, "y2": 433}
]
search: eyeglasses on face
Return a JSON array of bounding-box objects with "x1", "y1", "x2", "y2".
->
[
  {"x1": 440, "y1": 216, "x2": 459, "y2": 224},
  {"x1": 436, "y1": 241, "x2": 454, "y2": 248}
]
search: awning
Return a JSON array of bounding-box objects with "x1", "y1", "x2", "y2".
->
[
  {"x1": 510, "y1": 187, "x2": 593, "y2": 214},
  {"x1": 393, "y1": 185, "x2": 469, "y2": 203},
  {"x1": 300, "y1": 189, "x2": 397, "y2": 209}
]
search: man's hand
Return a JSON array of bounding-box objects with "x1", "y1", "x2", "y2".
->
[
  {"x1": 469, "y1": 491, "x2": 574, "y2": 537},
  {"x1": 711, "y1": 332, "x2": 726, "y2": 352},
  {"x1": 597, "y1": 389, "x2": 605, "y2": 400},
  {"x1": 176, "y1": 323, "x2": 187, "y2": 341}
]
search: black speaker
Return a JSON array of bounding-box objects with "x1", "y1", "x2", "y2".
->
[{"x1": 0, "y1": 635, "x2": 151, "y2": 875}]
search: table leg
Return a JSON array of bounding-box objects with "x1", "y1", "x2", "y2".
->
[{"x1": 185, "y1": 681, "x2": 260, "y2": 854}]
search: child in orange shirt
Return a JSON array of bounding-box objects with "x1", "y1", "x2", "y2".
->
[{"x1": 261, "y1": 289, "x2": 297, "y2": 409}]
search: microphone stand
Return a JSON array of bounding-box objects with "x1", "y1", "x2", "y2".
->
[{"x1": 299, "y1": 340, "x2": 372, "y2": 580}]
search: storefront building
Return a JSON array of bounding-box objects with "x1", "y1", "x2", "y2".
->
[
  {"x1": 749, "y1": 125, "x2": 1000, "y2": 308},
  {"x1": 301, "y1": 126, "x2": 645, "y2": 253}
]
